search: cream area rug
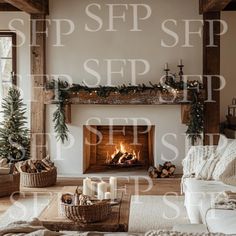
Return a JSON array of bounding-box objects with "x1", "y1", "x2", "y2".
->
[
  {"x1": 129, "y1": 195, "x2": 189, "y2": 233},
  {"x1": 0, "y1": 194, "x2": 51, "y2": 228}
]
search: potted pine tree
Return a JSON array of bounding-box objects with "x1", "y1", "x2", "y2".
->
[{"x1": 0, "y1": 87, "x2": 30, "y2": 197}]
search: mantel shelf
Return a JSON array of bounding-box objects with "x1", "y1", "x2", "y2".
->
[
  {"x1": 44, "y1": 89, "x2": 204, "y2": 124},
  {"x1": 44, "y1": 89, "x2": 203, "y2": 106}
]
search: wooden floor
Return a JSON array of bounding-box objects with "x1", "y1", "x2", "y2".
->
[{"x1": 0, "y1": 176, "x2": 181, "y2": 218}]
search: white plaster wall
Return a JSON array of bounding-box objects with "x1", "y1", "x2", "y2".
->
[
  {"x1": 221, "y1": 12, "x2": 236, "y2": 122},
  {"x1": 0, "y1": 12, "x2": 31, "y2": 125},
  {"x1": 46, "y1": 0, "x2": 203, "y2": 176}
]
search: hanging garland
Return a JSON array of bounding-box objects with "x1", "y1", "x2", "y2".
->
[
  {"x1": 52, "y1": 80, "x2": 70, "y2": 143},
  {"x1": 186, "y1": 89, "x2": 204, "y2": 145},
  {"x1": 46, "y1": 79, "x2": 204, "y2": 144}
]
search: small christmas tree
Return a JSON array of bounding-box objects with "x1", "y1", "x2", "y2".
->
[{"x1": 0, "y1": 87, "x2": 30, "y2": 163}]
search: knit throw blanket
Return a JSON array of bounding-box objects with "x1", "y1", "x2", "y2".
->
[
  {"x1": 214, "y1": 191, "x2": 236, "y2": 210},
  {"x1": 145, "y1": 231, "x2": 227, "y2": 236}
]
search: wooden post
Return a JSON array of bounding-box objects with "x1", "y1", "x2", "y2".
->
[
  {"x1": 30, "y1": 14, "x2": 47, "y2": 160},
  {"x1": 64, "y1": 104, "x2": 72, "y2": 124},
  {"x1": 203, "y1": 12, "x2": 221, "y2": 145}
]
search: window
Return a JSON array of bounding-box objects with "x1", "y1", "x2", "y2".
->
[{"x1": 0, "y1": 32, "x2": 16, "y2": 97}]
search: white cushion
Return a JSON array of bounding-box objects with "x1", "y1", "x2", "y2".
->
[
  {"x1": 212, "y1": 140, "x2": 236, "y2": 180},
  {"x1": 205, "y1": 209, "x2": 236, "y2": 234},
  {"x1": 183, "y1": 178, "x2": 236, "y2": 224}
]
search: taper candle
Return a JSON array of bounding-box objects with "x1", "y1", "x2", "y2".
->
[{"x1": 165, "y1": 63, "x2": 169, "y2": 70}]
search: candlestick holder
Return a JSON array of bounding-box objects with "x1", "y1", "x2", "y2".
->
[
  {"x1": 164, "y1": 68, "x2": 174, "y2": 85},
  {"x1": 178, "y1": 64, "x2": 184, "y2": 82},
  {"x1": 164, "y1": 68, "x2": 170, "y2": 85}
]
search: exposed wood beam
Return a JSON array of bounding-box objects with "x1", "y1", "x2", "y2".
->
[
  {"x1": 224, "y1": 0, "x2": 236, "y2": 11},
  {"x1": 30, "y1": 14, "x2": 47, "y2": 160},
  {"x1": 4, "y1": 0, "x2": 48, "y2": 14},
  {"x1": 0, "y1": 3, "x2": 20, "y2": 11},
  {"x1": 203, "y1": 12, "x2": 221, "y2": 145},
  {"x1": 200, "y1": 0, "x2": 232, "y2": 13}
]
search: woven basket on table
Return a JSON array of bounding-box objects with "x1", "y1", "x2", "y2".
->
[
  {"x1": 0, "y1": 172, "x2": 20, "y2": 197},
  {"x1": 20, "y1": 167, "x2": 57, "y2": 188},
  {"x1": 61, "y1": 199, "x2": 111, "y2": 223}
]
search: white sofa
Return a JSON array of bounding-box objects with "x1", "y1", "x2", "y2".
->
[{"x1": 182, "y1": 140, "x2": 236, "y2": 235}]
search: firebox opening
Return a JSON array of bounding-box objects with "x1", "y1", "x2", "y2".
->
[{"x1": 83, "y1": 125, "x2": 155, "y2": 174}]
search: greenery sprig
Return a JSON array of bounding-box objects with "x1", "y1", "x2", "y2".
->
[{"x1": 52, "y1": 80, "x2": 70, "y2": 143}]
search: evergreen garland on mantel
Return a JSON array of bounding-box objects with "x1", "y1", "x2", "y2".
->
[{"x1": 47, "y1": 80, "x2": 204, "y2": 145}]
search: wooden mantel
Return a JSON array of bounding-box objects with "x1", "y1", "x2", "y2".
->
[
  {"x1": 44, "y1": 89, "x2": 204, "y2": 125},
  {"x1": 44, "y1": 89, "x2": 199, "y2": 106}
]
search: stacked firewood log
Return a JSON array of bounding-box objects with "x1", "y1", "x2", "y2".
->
[
  {"x1": 148, "y1": 162, "x2": 176, "y2": 178},
  {"x1": 16, "y1": 156, "x2": 54, "y2": 173}
]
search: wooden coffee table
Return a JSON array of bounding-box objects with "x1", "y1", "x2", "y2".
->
[{"x1": 38, "y1": 186, "x2": 130, "y2": 232}]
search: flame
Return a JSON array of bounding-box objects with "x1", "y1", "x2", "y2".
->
[{"x1": 106, "y1": 142, "x2": 141, "y2": 165}]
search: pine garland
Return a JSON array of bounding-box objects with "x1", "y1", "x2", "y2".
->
[
  {"x1": 186, "y1": 90, "x2": 204, "y2": 145},
  {"x1": 52, "y1": 80, "x2": 69, "y2": 143},
  {"x1": 0, "y1": 88, "x2": 30, "y2": 163},
  {"x1": 47, "y1": 80, "x2": 204, "y2": 144}
]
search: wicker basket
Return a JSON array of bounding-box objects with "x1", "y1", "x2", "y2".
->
[
  {"x1": 61, "y1": 196, "x2": 111, "y2": 223},
  {"x1": 20, "y1": 167, "x2": 57, "y2": 188},
  {"x1": 0, "y1": 173, "x2": 20, "y2": 198}
]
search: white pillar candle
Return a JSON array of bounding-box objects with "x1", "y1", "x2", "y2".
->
[
  {"x1": 179, "y1": 59, "x2": 183, "y2": 66},
  {"x1": 109, "y1": 177, "x2": 117, "y2": 201},
  {"x1": 83, "y1": 177, "x2": 91, "y2": 196},
  {"x1": 91, "y1": 181, "x2": 97, "y2": 197},
  {"x1": 105, "y1": 192, "x2": 111, "y2": 200},
  {"x1": 97, "y1": 181, "x2": 107, "y2": 200}
]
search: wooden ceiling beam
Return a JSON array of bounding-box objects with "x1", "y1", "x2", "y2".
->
[
  {"x1": 0, "y1": 3, "x2": 20, "y2": 11},
  {"x1": 223, "y1": 0, "x2": 236, "y2": 11},
  {"x1": 4, "y1": 0, "x2": 48, "y2": 14},
  {"x1": 200, "y1": 0, "x2": 232, "y2": 13}
]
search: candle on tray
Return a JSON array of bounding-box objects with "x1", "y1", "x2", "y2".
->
[
  {"x1": 105, "y1": 192, "x2": 111, "y2": 200},
  {"x1": 83, "y1": 177, "x2": 92, "y2": 196},
  {"x1": 109, "y1": 177, "x2": 117, "y2": 201},
  {"x1": 97, "y1": 181, "x2": 107, "y2": 200}
]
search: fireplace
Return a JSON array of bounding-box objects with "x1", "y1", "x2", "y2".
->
[{"x1": 83, "y1": 125, "x2": 155, "y2": 173}]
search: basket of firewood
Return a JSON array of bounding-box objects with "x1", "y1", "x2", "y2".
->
[
  {"x1": 61, "y1": 189, "x2": 111, "y2": 223},
  {"x1": 16, "y1": 156, "x2": 57, "y2": 188}
]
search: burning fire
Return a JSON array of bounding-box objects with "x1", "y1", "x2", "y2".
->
[{"x1": 106, "y1": 143, "x2": 141, "y2": 166}]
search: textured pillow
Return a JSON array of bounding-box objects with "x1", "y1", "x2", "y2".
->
[
  {"x1": 215, "y1": 135, "x2": 234, "y2": 158},
  {"x1": 182, "y1": 146, "x2": 216, "y2": 177},
  {"x1": 219, "y1": 158, "x2": 236, "y2": 186},
  {"x1": 195, "y1": 155, "x2": 219, "y2": 180},
  {"x1": 212, "y1": 139, "x2": 236, "y2": 180}
]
